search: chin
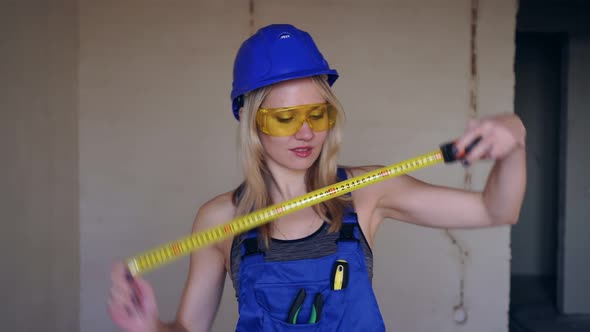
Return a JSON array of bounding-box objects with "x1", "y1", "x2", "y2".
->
[{"x1": 284, "y1": 155, "x2": 320, "y2": 171}]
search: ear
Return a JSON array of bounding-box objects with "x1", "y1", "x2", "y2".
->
[{"x1": 238, "y1": 107, "x2": 244, "y2": 120}]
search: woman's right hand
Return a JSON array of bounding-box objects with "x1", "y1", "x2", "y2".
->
[{"x1": 108, "y1": 262, "x2": 160, "y2": 332}]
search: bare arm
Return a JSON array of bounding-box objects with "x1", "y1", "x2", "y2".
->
[
  {"x1": 362, "y1": 113, "x2": 526, "y2": 230},
  {"x1": 159, "y1": 195, "x2": 234, "y2": 332},
  {"x1": 479, "y1": 144, "x2": 526, "y2": 225},
  {"x1": 109, "y1": 194, "x2": 234, "y2": 332}
]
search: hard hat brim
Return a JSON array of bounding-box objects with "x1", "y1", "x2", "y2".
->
[{"x1": 231, "y1": 69, "x2": 339, "y2": 120}]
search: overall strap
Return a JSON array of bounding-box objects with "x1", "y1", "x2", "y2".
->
[
  {"x1": 241, "y1": 228, "x2": 264, "y2": 264},
  {"x1": 336, "y1": 167, "x2": 361, "y2": 251}
]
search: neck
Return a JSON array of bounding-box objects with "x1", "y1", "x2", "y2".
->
[{"x1": 265, "y1": 163, "x2": 309, "y2": 203}]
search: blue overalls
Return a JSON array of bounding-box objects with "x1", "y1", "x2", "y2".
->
[{"x1": 235, "y1": 169, "x2": 386, "y2": 331}]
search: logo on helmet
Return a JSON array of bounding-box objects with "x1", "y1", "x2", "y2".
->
[{"x1": 279, "y1": 32, "x2": 292, "y2": 39}]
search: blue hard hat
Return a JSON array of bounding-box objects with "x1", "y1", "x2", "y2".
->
[{"x1": 230, "y1": 24, "x2": 339, "y2": 120}]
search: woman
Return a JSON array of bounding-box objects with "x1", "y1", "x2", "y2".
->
[{"x1": 108, "y1": 24, "x2": 526, "y2": 332}]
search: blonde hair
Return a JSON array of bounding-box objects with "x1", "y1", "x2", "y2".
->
[{"x1": 232, "y1": 75, "x2": 350, "y2": 247}]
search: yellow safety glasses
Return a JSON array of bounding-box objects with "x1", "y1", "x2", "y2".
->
[{"x1": 256, "y1": 103, "x2": 336, "y2": 137}]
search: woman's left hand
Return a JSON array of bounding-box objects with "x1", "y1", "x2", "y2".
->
[{"x1": 454, "y1": 113, "x2": 526, "y2": 163}]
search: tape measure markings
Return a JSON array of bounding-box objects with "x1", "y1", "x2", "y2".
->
[{"x1": 127, "y1": 149, "x2": 445, "y2": 276}]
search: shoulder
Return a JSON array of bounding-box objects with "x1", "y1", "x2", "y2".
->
[
  {"x1": 342, "y1": 164, "x2": 414, "y2": 187},
  {"x1": 341, "y1": 164, "x2": 410, "y2": 188},
  {"x1": 343, "y1": 165, "x2": 382, "y2": 177},
  {"x1": 192, "y1": 191, "x2": 237, "y2": 233},
  {"x1": 339, "y1": 164, "x2": 416, "y2": 207},
  {"x1": 191, "y1": 191, "x2": 238, "y2": 257}
]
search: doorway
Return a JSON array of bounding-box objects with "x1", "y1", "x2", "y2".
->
[{"x1": 509, "y1": 32, "x2": 563, "y2": 331}]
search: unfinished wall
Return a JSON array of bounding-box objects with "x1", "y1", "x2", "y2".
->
[
  {"x1": 79, "y1": 0, "x2": 517, "y2": 331},
  {"x1": 79, "y1": 1, "x2": 248, "y2": 330},
  {"x1": 0, "y1": 0, "x2": 79, "y2": 331}
]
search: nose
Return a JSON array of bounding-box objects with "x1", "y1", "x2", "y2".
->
[{"x1": 294, "y1": 121, "x2": 314, "y2": 141}]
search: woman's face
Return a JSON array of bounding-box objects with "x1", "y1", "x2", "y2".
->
[{"x1": 258, "y1": 78, "x2": 328, "y2": 173}]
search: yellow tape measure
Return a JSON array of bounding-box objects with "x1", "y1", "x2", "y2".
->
[{"x1": 127, "y1": 141, "x2": 464, "y2": 276}]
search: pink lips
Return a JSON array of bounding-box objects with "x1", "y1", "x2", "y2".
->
[{"x1": 290, "y1": 146, "x2": 313, "y2": 158}]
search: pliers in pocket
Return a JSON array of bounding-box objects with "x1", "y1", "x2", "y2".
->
[{"x1": 287, "y1": 288, "x2": 324, "y2": 324}]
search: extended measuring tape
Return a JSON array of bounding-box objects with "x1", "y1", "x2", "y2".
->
[{"x1": 127, "y1": 140, "x2": 471, "y2": 276}]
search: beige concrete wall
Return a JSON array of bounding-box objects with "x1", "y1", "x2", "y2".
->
[
  {"x1": 0, "y1": 0, "x2": 79, "y2": 331},
  {"x1": 79, "y1": 1, "x2": 517, "y2": 331},
  {"x1": 79, "y1": 1, "x2": 247, "y2": 330}
]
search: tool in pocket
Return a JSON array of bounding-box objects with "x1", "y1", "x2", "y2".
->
[
  {"x1": 287, "y1": 288, "x2": 324, "y2": 324},
  {"x1": 331, "y1": 260, "x2": 349, "y2": 290}
]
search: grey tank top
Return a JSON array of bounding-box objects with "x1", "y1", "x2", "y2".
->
[{"x1": 230, "y1": 221, "x2": 374, "y2": 298}]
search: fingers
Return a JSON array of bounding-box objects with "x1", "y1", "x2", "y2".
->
[
  {"x1": 453, "y1": 119, "x2": 498, "y2": 164},
  {"x1": 455, "y1": 120, "x2": 490, "y2": 156},
  {"x1": 463, "y1": 135, "x2": 493, "y2": 163},
  {"x1": 108, "y1": 292, "x2": 137, "y2": 319},
  {"x1": 454, "y1": 114, "x2": 526, "y2": 165},
  {"x1": 111, "y1": 262, "x2": 130, "y2": 287},
  {"x1": 111, "y1": 262, "x2": 136, "y2": 299},
  {"x1": 133, "y1": 277, "x2": 155, "y2": 303},
  {"x1": 111, "y1": 283, "x2": 133, "y2": 303},
  {"x1": 109, "y1": 262, "x2": 144, "y2": 318},
  {"x1": 109, "y1": 286, "x2": 143, "y2": 319}
]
